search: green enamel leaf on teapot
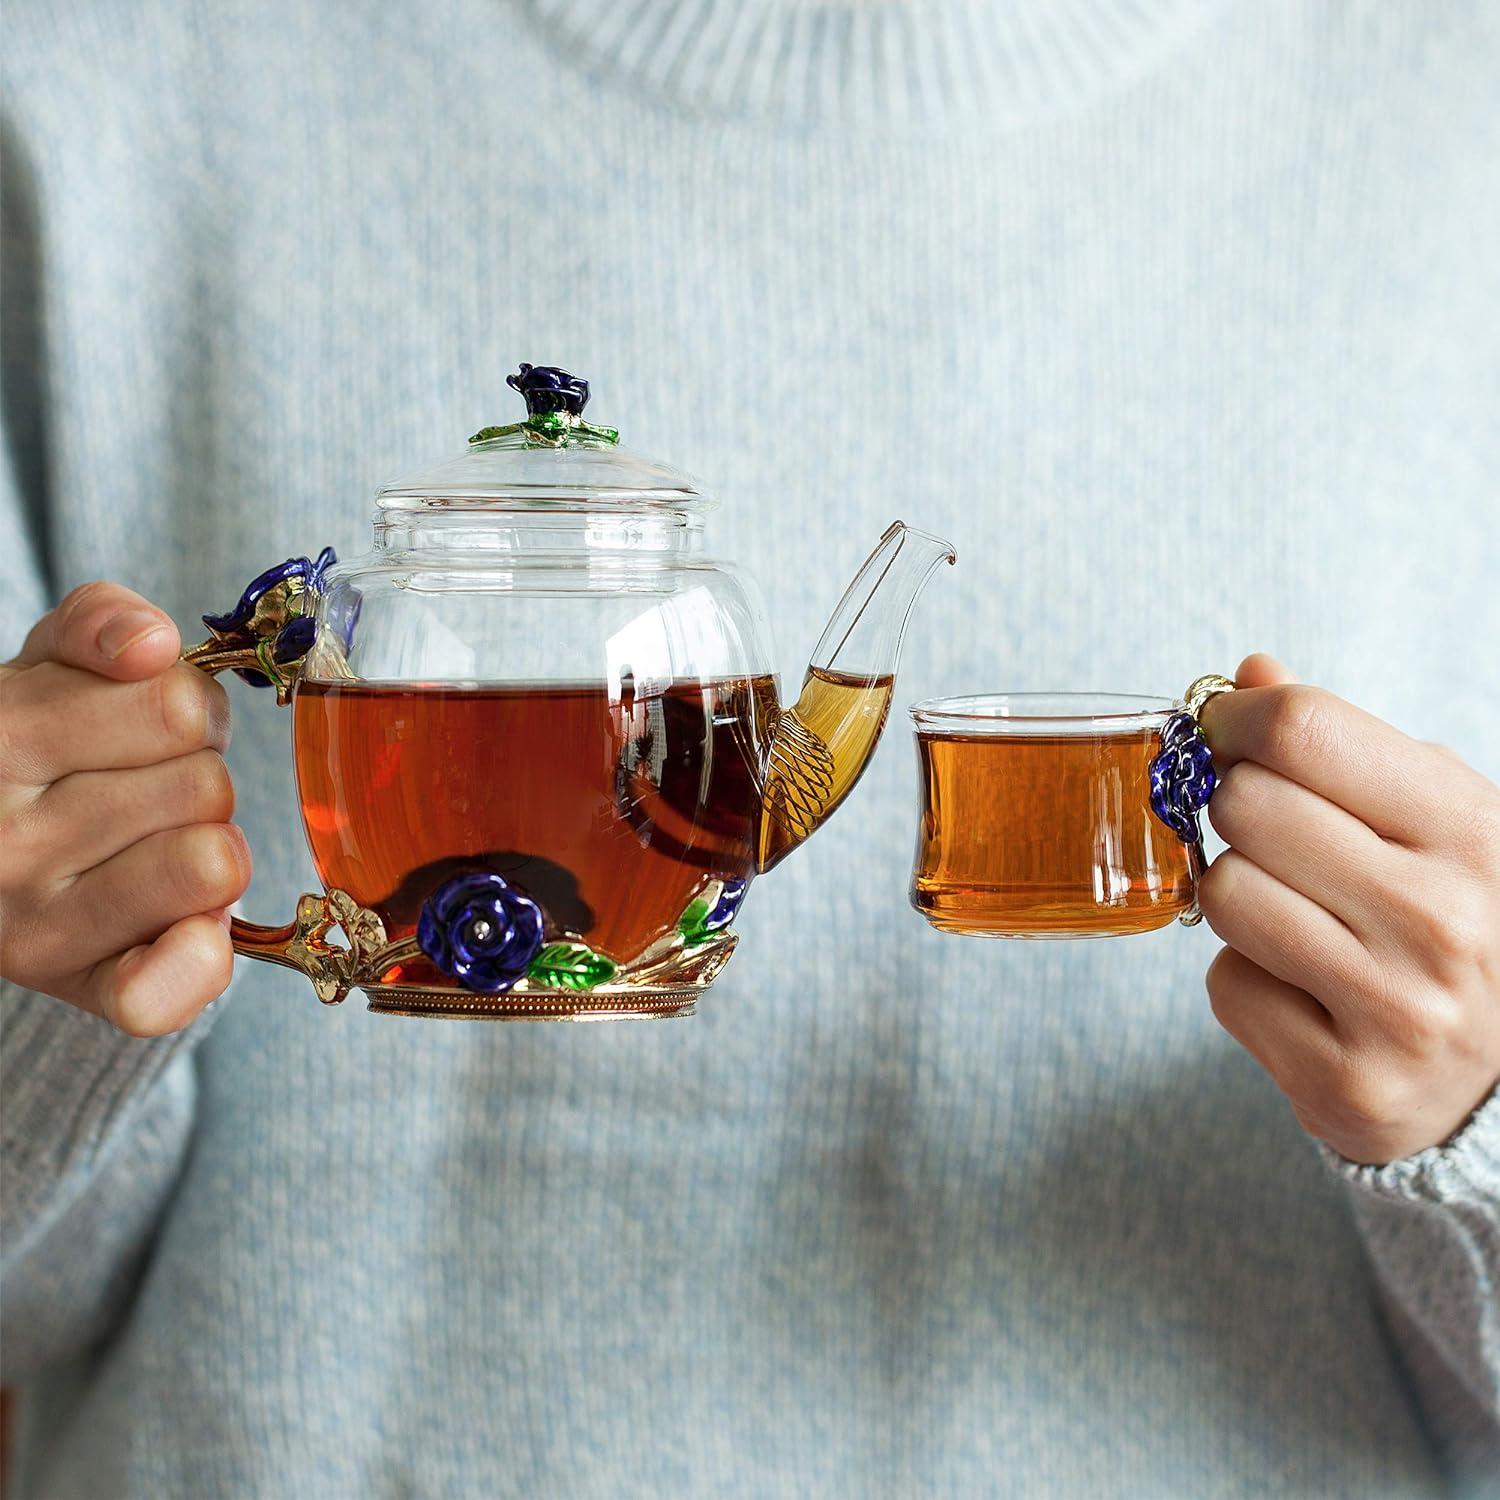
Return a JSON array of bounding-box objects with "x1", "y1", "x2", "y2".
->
[{"x1": 527, "y1": 942, "x2": 618, "y2": 992}]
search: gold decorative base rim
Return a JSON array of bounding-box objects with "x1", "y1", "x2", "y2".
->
[{"x1": 360, "y1": 984, "x2": 701, "y2": 1021}]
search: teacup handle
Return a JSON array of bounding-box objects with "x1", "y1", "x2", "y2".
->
[
  {"x1": 1148, "y1": 673, "x2": 1237, "y2": 926},
  {"x1": 181, "y1": 550, "x2": 414, "y2": 1003}
]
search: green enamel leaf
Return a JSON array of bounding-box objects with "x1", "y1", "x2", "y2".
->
[
  {"x1": 678, "y1": 898, "x2": 713, "y2": 947},
  {"x1": 527, "y1": 942, "x2": 617, "y2": 992}
]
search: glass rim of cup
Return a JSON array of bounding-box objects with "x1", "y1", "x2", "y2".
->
[{"x1": 909, "y1": 692, "x2": 1177, "y2": 736}]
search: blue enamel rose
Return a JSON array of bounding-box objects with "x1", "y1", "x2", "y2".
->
[
  {"x1": 506, "y1": 363, "x2": 590, "y2": 417},
  {"x1": 416, "y1": 872, "x2": 545, "y2": 994},
  {"x1": 202, "y1": 546, "x2": 338, "y2": 687},
  {"x1": 704, "y1": 878, "x2": 747, "y2": 932},
  {"x1": 203, "y1": 546, "x2": 335, "y2": 635},
  {"x1": 1148, "y1": 711, "x2": 1217, "y2": 844}
]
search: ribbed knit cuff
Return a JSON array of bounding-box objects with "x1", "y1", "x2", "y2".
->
[
  {"x1": 0, "y1": 981, "x2": 221, "y2": 1245},
  {"x1": 1324, "y1": 1086, "x2": 1500, "y2": 1483},
  {"x1": 1319, "y1": 1083, "x2": 1500, "y2": 1207},
  {"x1": 526, "y1": 0, "x2": 1221, "y2": 127}
]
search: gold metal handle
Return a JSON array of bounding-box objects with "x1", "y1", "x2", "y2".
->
[
  {"x1": 179, "y1": 641, "x2": 414, "y2": 1002},
  {"x1": 222, "y1": 890, "x2": 413, "y2": 1006},
  {"x1": 182, "y1": 548, "x2": 407, "y2": 1001},
  {"x1": 180, "y1": 638, "x2": 299, "y2": 705}
]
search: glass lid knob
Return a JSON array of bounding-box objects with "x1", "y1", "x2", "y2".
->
[
  {"x1": 470, "y1": 362, "x2": 620, "y2": 449},
  {"x1": 508, "y1": 363, "x2": 590, "y2": 417}
]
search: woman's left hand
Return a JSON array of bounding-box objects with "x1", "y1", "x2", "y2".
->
[{"x1": 1197, "y1": 655, "x2": 1500, "y2": 1165}]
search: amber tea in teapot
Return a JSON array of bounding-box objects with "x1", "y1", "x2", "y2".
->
[
  {"x1": 293, "y1": 675, "x2": 778, "y2": 977},
  {"x1": 183, "y1": 364, "x2": 952, "y2": 1019}
]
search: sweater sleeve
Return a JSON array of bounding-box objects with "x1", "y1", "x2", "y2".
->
[
  {"x1": 1324, "y1": 1086, "x2": 1500, "y2": 1491},
  {"x1": 0, "y1": 106, "x2": 218, "y2": 1377},
  {"x1": 0, "y1": 997, "x2": 216, "y2": 1379}
]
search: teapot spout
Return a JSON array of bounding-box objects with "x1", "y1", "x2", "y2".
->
[{"x1": 757, "y1": 521, "x2": 955, "y2": 872}]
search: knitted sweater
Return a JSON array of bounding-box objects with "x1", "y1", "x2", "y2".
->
[{"x1": 2, "y1": 2, "x2": 1497, "y2": 1495}]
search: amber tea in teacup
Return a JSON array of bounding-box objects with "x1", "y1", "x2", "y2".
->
[{"x1": 909, "y1": 694, "x2": 1198, "y2": 938}]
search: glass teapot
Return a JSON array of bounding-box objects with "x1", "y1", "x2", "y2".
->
[{"x1": 184, "y1": 365, "x2": 954, "y2": 1020}]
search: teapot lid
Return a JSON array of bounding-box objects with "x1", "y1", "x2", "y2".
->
[{"x1": 376, "y1": 364, "x2": 714, "y2": 513}]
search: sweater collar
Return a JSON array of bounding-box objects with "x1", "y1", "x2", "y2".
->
[{"x1": 526, "y1": 0, "x2": 1220, "y2": 127}]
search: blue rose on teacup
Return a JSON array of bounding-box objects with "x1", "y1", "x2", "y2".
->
[{"x1": 1149, "y1": 711, "x2": 1217, "y2": 844}]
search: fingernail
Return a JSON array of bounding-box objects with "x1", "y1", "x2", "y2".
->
[{"x1": 100, "y1": 611, "x2": 171, "y2": 660}]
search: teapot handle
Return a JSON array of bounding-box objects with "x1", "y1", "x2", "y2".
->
[{"x1": 181, "y1": 550, "x2": 408, "y2": 1003}]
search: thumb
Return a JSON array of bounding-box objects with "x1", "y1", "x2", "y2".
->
[
  {"x1": 6, "y1": 581, "x2": 182, "y2": 681},
  {"x1": 1233, "y1": 652, "x2": 1298, "y2": 690}
]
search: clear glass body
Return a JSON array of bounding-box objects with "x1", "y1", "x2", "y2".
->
[
  {"x1": 290, "y1": 493, "x2": 950, "y2": 986},
  {"x1": 909, "y1": 693, "x2": 1196, "y2": 939},
  {"x1": 294, "y1": 506, "x2": 779, "y2": 969}
]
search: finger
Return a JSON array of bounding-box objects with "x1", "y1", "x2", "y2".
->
[
  {"x1": 1208, "y1": 943, "x2": 1484, "y2": 1164},
  {"x1": 1233, "y1": 653, "x2": 1297, "y2": 689},
  {"x1": 81, "y1": 914, "x2": 234, "y2": 1036},
  {"x1": 1199, "y1": 681, "x2": 1452, "y2": 845},
  {"x1": 1197, "y1": 849, "x2": 1377, "y2": 1018},
  {"x1": 6, "y1": 582, "x2": 181, "y2": 681},
  {"x1": 25, "y1": 751, "x2": 235, "y2": 876},
  {"x1": 1206, "y1": 944, "x2": 1341, "y2": 1086},
  {"x1": 1207, "y1": 760, "x2": 1399, "y2": 936},
  {"x1": 1, "y1": 661, "x2": 230, "y2": 784},
  {"x1": 44, "y1": 824, "x2": 251, "y2": 973}
]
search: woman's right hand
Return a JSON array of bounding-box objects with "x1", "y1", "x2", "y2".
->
[{"x1": 0, "y1": 583, "x2": 250, "y2": 1034}]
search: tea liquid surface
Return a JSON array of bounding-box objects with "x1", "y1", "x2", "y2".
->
[
  {"x1": 911, "y1": 728, "x2": 1194, "y2": 937},
  {"x1": 293, "y1": 678, "x2": 777, "y2": 970}
]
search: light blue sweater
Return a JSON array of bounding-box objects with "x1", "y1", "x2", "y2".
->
[{"x1": 3, "y1": 2, "x2": 1498, "y2": 1495}]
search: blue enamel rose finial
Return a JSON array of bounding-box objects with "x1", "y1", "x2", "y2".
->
[
  {"x1": 199, "y1": 547, "x2": 338, "y2": 693},
  {"x1": 1149, "y1": 712, "x2": 1217, "y2": 844},
  {"x1": 470, "y1": 362, "x2": 620, "y2": 448},
  {"x1": 507, "y1": 363, "x2": 590, "y2": 417},
  {"x1": 417, "y1": 871, "x2": 546, "y2": 994}
]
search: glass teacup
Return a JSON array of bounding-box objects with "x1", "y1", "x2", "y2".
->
[{"x1": 909, "y1": 679, "x2": 1231, "y2": 939}]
